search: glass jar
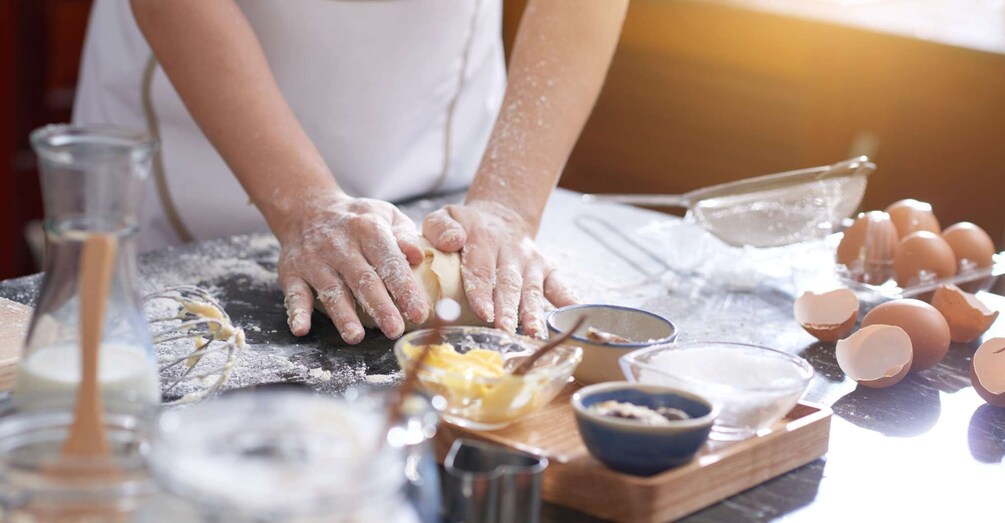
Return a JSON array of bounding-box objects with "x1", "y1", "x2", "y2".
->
[
  {"x1": 0, "y1": 398, "x2": 157, "y2": 522},
  {"x1": 344, "y1": 387, "x2": 443, "y2": 523},
  {"x1": 144, "y1": 389, "x2": 422, "y2": 523},
  {"x1": 16, "y1": 125, "x2": 160, "y2": 406}
]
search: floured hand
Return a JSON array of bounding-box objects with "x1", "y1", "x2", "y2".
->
[
  {"x1": 277, "y1": 194, "x2": 428, "y2": 343},
  {"x1": 422, "y1": 200, "x2": 578, "y2": 338}
]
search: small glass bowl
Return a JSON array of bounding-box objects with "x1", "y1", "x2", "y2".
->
[
  {"x1": 620, "y1": 342, "x2": 813, "y2": 441},
  {"x1": 0, "y1": 397, "x2": 157, "y2": 520},
  {"x1": 150, "y1": 389, "x2": 412, "y2": 522},
  {"x1": 394, "y1": 327, "x2": 583, "y2": 431}
]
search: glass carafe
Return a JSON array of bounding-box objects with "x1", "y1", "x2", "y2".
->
[{"x1": 15, "y1": 124, "x2": 161, "y2": 406}]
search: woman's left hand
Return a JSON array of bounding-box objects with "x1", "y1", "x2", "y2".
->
[{"x1": 422, "y1": 200, "x2": 578, "y2": 337}]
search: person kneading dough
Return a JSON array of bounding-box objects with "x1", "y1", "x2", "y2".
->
[
  {"x1": 74, "y1": 0, "x2": 628, "y2": 343},
  {"x1": 318, "y1": 240, "x2": 485, "y2": 332}
]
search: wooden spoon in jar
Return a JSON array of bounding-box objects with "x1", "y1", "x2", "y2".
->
[{"x1": 61, "y1": 233, "x2": 118, "y2": 462}]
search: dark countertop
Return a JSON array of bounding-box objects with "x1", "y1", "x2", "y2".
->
[{"x1": 3, "y1": 189, "x2": 1003, "y2": 521}]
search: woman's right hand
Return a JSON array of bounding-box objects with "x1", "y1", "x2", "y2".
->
[{"x1": 276, "y1": 193, "x2": 429, "y2": 344}]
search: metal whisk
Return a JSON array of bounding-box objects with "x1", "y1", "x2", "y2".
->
[{"x1": 145, "y1": 285, "x2": 246, "y2": 404}]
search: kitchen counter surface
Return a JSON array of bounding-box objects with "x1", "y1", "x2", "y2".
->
[{"x1": 3, "y1": 189, "x2": 1003, "y2": 521}]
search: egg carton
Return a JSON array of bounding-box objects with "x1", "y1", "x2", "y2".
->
[{"x1": 836, "y1": 251, "x2": 1005, "y2": 303}]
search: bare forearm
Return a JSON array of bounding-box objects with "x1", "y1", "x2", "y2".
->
[
  {"x1": 466, "y1": 0, "x2": 628, "y2": 232},
  {"x1": 130, "y1": 0, "x2": 342, "y2": 241}
]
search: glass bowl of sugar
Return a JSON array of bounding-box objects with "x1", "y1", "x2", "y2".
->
[{"x1": 620, "y1": 341, "x2": 813, "y2": 441}]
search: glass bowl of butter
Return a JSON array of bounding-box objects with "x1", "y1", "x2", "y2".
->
[{"x1": 394, "y1": 326, "x2": 583, "y2": 431}]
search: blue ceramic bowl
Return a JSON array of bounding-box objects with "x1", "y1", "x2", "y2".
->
[
  {"x1": 571, "y1": 382, "x2": 717, "y2": 476},
  {"x1": 547, "y1": 304, "x2": 677, "y2": 385}
]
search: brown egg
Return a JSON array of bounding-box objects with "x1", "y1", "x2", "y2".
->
[
  {"x1": 892, "y1": 231, "x2": 957, "y2": 288},
  {"x1": 930, "y1": 285, "x2": 999, "y2": 343},
  {"x1": 943, "y1": 222, "x2": 997, "y2": 293},
  {"x1": 861, "y1": 299, "x2": 951, "y2": 372},
  {"x1": 836, "y1": 324, "x2": 913, "y2": 388},
  {"x1": 836, "y1": 211, "x2": 898, "y2": 283},
  {"x1": 794, "y1": 288, "x2": 859, "y2": 342},
  {"x1": 971, "y1": 337, "x2": 1005, "y2": 407},
  {"x1": 885, "y1": 199, "x2": 941, "y2": 238},
  {"x1": 943, "y1": 222, "x2": 995, "y2": 268}
]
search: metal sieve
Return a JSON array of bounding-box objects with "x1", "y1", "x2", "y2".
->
[{"x1": 582, "y1": 157, "x2": 876, "y2": 248}]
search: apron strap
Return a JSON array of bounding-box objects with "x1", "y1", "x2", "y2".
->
[{"x1": 142, "y1": 55, "x2": 196, "y2": 243}]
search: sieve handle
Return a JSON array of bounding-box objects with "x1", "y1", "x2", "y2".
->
[{"x1": 580, "y1": 193, "x2": 690, "y2": 208}]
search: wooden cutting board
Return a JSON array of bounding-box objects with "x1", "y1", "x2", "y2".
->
[
  {"x1": 0, "y1": 297, "x2": 32, "y2": 391},
  {"x1": 435, "y1": 385, "x2": 832, "y2": 523}
]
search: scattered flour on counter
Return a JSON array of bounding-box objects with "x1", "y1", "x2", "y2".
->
[
  {"x1": 139, "y1": 234, "x2": 280, "y2": 296},
  {"x1": 141, "y1": 234, "x2": 282, "y2": 393},
  {"x1": 546, "y1": 246, "x2": 658, "y2": 306},
  {"x1": 365, "y1": 373, "x2": 401, "y2": 385},
  {"x1": 156, "y1": 337, "x2": 313, "y2": 403},
  {"x1": 309, "y1": 367, "x2": 333, "y2": 382},
  {"x1": 0, "y1": 276, "x2": 42, "y2": 307}
]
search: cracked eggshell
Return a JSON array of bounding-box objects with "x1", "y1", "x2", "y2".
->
[
  {"x1": 930, "y1": 285, "x2": 999, "y2": 343},
  {"x1": 836, "y1": 324, "x2": 913, "y2": 388},
  {"x1": 794, "y1": 289, "x2": 859, "y2": 342},
  {"x1": 971, "y1": 338, "x2": 1005, "y2": 407},
  {"x1": 861, "y1": 299, "x2": 951, "y2": 372}
]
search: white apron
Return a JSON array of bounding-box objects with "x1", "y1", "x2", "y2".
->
[{"x1": 73, "y1": 0, "x2": 505, "y2": 252}]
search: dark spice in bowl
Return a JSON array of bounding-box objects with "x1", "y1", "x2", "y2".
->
[
  {"x1": 589, "y1": 400, "x2": 691, "y2": 426},
  {"x1": 585, "y1": 327, "x2": 634, "y2": 344}
]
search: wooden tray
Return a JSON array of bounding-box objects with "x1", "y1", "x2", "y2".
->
[
  {"x1": 435, "y1": 384, "x2": 832, "y2": 523},
  {"x1": 0, "y1": 297, "x2": 31, "y2": 392}
]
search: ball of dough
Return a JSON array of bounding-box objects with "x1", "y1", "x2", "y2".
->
[{"x1": 316, "y1": 239, "x2": 485, "y2": 332}]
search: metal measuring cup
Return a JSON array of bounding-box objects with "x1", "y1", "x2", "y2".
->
[{"x1": 443, "y1": 438, "x2": 548, "y2": 523}]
